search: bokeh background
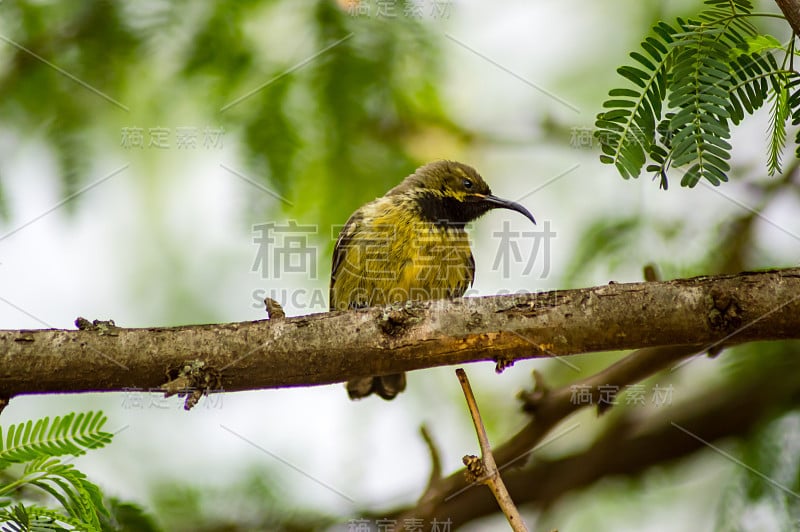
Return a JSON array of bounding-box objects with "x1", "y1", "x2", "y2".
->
[{"x1": 1, "y1": 0, "x2": 799, "y2": 530}]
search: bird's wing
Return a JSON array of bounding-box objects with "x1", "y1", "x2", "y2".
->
[
  {"x1": 451, "y1": 249, "x2": 476, "y2": 298},
  {"x1": 329, "y1": 211, "x2": 363, "y2": 311},
  {"x1": 467, "y1": 250, "x2": 476, "y2": 288}
]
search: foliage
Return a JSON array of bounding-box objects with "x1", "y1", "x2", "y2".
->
[
  {"x1": 0, "y1": 0, "x2": 457, "y2": 232},
  {"x1": 596, "y1": 0, "x2": 799, "y2": 188},
  {"x1": 3, "y1": 0, "x2": 800, "y2": 530},
  {"x1": 713, "y1": 342, "x2": 800, "y2": 532},
  {"x1": 0, "y1": 412, "x2": 111, "y2": 467},
  {"x1": 560, "y1": 216, "x2": 644, "y2": 286},
  {"x1": 0, "y1": 2, "x2": 142, "y2": 212},
  {"x1": 0, "y1": 503, "x2": 90, "y2": 531},
  {"x1": 0, "y1": 410, "x2": 329, "y2": 530},
  {"x1": 99, "y1": 499, "x2": 162, "y2": 532},
  {"x1": 0, "y1": 411, "x2": 126, "y2": 531},
  {"x1": 149, "y1": 470, "x2": 334, "y2": 531}
]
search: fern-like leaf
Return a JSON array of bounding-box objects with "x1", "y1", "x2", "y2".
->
[
  {"x1": 595, "y1": 22, "x2": 677, "y2": 180},
  {"x1": 597, "y1": 0, "x2": 799, "y2": 187},
  {"x1": 0, "y1": 412, "x2": 112, "y2": 468},
  {"x1": 728, "y1": 52, "x2": 780, "y2": 123},
  {"x1": 21, "y1": 457, "x2": 107, "y2": 530},
  {"x1": 767, "y1": 81, "x2": 789, "y2": 175},
  {"x1": 786, "y1": 76, "x2": 800, "y2": 157},
  {"x1": 0, "y1": 502, "x2": 90, "y2": 531},
  {"x1": 668, "y1": 24, "x2": 733, "y2": 186}
]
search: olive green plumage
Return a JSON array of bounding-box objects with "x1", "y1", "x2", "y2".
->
[{"x1": 330, "y1": 160, "x2": 536, "y2": 400}]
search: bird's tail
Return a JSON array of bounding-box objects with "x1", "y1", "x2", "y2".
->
[{"x1": 346, "y1": 373, "x2": 406, "y2": 400}]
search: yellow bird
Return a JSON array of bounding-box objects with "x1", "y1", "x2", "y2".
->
[{"x1": 330, "y1": 160, "x2": 536, "y2": 400}]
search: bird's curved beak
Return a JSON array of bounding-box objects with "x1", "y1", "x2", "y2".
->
[{"x1": 480, "y1": 194, "x2": 536, "y2": 225}]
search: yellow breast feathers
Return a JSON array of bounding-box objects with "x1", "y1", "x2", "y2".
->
[{"x1": 329, "y1": 196, "x2": 475, "y2": 311}]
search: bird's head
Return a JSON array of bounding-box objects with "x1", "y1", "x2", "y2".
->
[{"x1": 389, "y1": 160, "x2": 536, "y2": 226}]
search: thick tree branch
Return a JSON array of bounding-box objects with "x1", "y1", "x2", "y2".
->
[
  {"x1": 388, "y1": 191, "x2": 800, "y2": 524},
  {"x1": 775, "y1": 0, "x2": 800, "y2": 36},
  {"x1": 1, "y1": 268, "x2": 799, "y2": 399}
]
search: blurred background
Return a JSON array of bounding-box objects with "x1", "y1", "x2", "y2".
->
[{"x1": 1, "y1": 0, "x2": 799, "y2": 530}]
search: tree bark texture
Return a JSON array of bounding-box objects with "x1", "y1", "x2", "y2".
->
[
  {"x1": 775, "y1": 0, "x2": 800, "y2": 36},
  {"x1": 392, "y1": 349, "x2": 800, "y2": 524},
  {"x1": 1, "y1": 268, "x2": 799, "y2": 398}
]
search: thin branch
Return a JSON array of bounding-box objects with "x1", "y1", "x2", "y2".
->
[
  {"x1": 456, "y1": 368, "x2": 528, "y2": 532},
  {"x1": 413, "y1": 348, "x2": 800, "y2": 524},
  {"x1": 0, "y1": 268, "x2": 799, "y2": 399},
  {"x1": 401, "y1": 177, "x2": 800, "y2": 524},
  {"x1": 419, "y1": 424, "x2": 443, "y2": 500},
  {"x1": 392, "y1": 344, "x2": 702, "y2": 522}
]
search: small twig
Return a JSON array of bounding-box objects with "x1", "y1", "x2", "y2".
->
[
  {"x1": 517, "y1": 369, "x2": 550, "y2": 411},
  {"x1": 643, "y1": 263, "x2": 660, "y2": 282},
  {"x1": 161, "y1": 360, "x2": 222, "y2": 411},
  {"x1": 420, "y1": 424, "x2": 442, "y2": 493},
  {"x1": 407, "y1": 423, "x2": 445, "y2": 525},
  {"x1": 456, "y1": 368, "x2": 529, "y2": 532},
  {"x1": 264, "y1": 297, "x2": 285, "y2": 320},
  {"x1": 425, "y1": 357, "x2": 800, "y2": 524},
  {"x1": 394, "y1": 344, "x2": 702, "y2": 523}
]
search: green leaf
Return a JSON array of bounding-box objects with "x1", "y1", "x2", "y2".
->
[
  {"x1": 23, "y1": 457, "x2": 107, "y2": 529},
  {"x1": 597, "y1": 0, "x2": 792, "y2": 186},
  {"x1": 596, "y1": 21, "x2": 678, "y2": 180},
  {"x1": 715, "y1": 411, "x2": 800, "y2": 532},
  {"x1": 767, "y1": 84, "x2": 789, "y2": 175},
  {"x1": 0, "y1": 412, "x2": 112, "y2": 469},
  {"x1": 746, "y1": 34, "x2": 784, "y2": 55}
]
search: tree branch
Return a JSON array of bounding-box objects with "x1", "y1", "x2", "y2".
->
[
  {"x1": 419, "y1": 424, "x2": 443, "y2": 502},
  {"x1": 456, "y1": 368, "x2": 528, "y2": 531},
  {"x1": 775, "y1": 0, "x2": 800, "y2": 36},
  {"x1": 397, "y1": 347, "x2": 800, "y2": 525},
  {"x1": 1, "y1": 268, "x2": 799, "y2": 399},
  {"x1": 391, "y1": 344, "x2": 702, "y2": 523}
]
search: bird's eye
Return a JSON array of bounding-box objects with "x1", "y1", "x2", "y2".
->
[{"x1": 463, "y1": 179, "x2": 473, "y2": 189}]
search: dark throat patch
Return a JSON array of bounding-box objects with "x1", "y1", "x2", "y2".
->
[{"x1": 413, "y1": 192, "x2": 491, "y2": 227}]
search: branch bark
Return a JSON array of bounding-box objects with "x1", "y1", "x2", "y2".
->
[
  {"x1": 394, "y1": 347, "x2": 800, "y2": 525},
  {"x1": 1, "y1": 268, "x2": 799, "y2": 399},
  {"x1": 775, "y1": 0, "x2": 800, "y2": 36},
  {"x1": 456, "y1": 368, "x2": 528, "y2": 531},
  {"x1": 391, "y1": 344, "x2": 701, "y2": 524}
]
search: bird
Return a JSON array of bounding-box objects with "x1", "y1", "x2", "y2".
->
[{"x1": 330, "y1": 160, "x2": 536, "y2": 400}]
